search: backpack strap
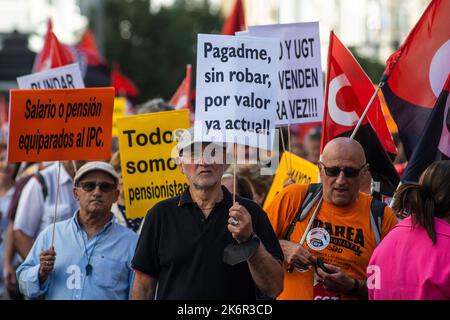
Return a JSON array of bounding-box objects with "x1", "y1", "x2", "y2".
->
[
  {"x1": 284, "y1": 183, "x2": 322, "y2": 241},
  {"x1": 34, "y1": 172, "x2": 48, "y2": 201},
  {"x1": 370, "y1": 198, "x2": 386, "y2": 246}
]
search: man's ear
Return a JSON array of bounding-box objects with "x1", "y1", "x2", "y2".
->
[
  {"x1": 178, "y1": 161, "x2": 185, "y2": 175},
  {"x1": 317, "y1": 163, "x2": 324, "y2": 181},
  {"x1": 73, "y1": 187, "x2": 79, "y2": 201},
  {"x1": 113, "y1": 189, "x2": 120, "y2": 203}
]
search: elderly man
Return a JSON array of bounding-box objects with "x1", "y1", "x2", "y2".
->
[
  {"x1": 13, "y1": 161, "x2": 86, "y2": 259},
  {"x1": 16, "y1": 162, "x2": 138, "y2": 300},
  {"x1": 265, "y1": 137, "x2": 398, "y2": 300},
  {"x1": 131, "y1": 129, "x2": 284, "y2": 299}
]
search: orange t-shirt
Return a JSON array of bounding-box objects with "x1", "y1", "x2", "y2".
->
[{"x1": 265, "y1": 184, "x2": 398, "y2": 300}]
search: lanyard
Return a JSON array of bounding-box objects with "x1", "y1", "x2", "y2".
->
[{"x1": 82, "y1": 234, "x2": 100, "y2": 276}]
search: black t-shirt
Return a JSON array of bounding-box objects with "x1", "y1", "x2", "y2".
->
[{"x1": 131, "y1": 186, "x2": 283, "y2": 300}]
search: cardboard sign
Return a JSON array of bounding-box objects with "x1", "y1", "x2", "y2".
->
[
  {"x1": 117, "y1": 109, "x2": 190, "y2": 218},
  {"x1": 194, "y1": 34, "x2": 279, "y2": 150},
  {"x1": 17, "y1": 63, "x2": 85, "y2": 89},
  {"x1": 8, "y1": 87, "x2": 115, "y2": 162},
  {"x1": 247, "y1": 22, "x2": 324, "y2": 126},
  {"x1": 112, "y1": 97, "x2": 127, "y2": 137},
  {"x1": 263, "y1": 151, "x2": 319, "y2": 210}
]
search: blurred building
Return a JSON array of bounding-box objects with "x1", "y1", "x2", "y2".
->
[{"x1": 219, "y1": 0, "x2": 430, "y2": 66}]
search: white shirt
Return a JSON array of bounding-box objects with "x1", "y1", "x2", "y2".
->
[{"x1": 13, "y1": 163, "x2": 79, "y2": 238}]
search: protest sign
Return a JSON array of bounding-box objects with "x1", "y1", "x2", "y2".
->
[
  {"x1": 247, "y1": 22, "x2": 324, "y2": 126},
  {"x1": 117, "y1": 109, "x2": 190, "y2": 218},
  {"x1": 17, "y1": 63, "x2": 85, "y2": 89},
  {"x1": 8, "y1": 87, "x2": 114, "y2": 162},
  {"x1": 263, "y1": 151, "x2": 319, "y2": 210},
  {"x1": 194, "y1": 34, "x2": 279, "y2": 151},
  {"x1": 112, "y1": 97, "x2": 127, "y2": 137}
]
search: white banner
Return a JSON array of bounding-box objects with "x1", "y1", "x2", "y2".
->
[
  {"x1": 247, "y1": 22, "x2": 324, "y2": 126},
  {"x1": 194, "y1": 34, "x2": 279, "y2": 150},
  {"x1": 17, "y1": 63, "x2": 85, "y2": 89}
]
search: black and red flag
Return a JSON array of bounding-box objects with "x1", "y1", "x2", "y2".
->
[
  {"x1": 111, "y1": 62, "x2": 140, "y2": 98},
  {"x1": 381, "y1": 0, "x2": 450, "y2": 159},
  {"x1": 402, "y1": 74, "x2": 450, "y2": 182},
  {"x1": 321, "y1": 31, "x2": 399, "y2": 200},
  {"x1": 76, "y1": 28, "x2": 111, "y2": 88}
]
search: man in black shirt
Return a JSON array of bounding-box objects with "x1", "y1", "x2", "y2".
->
[{"x1": 131, "y1": 129, "x2": 284, "y2": 299}]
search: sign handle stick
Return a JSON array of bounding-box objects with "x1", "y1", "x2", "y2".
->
[
  {"x1": 279, "y1": 128, "x2": 290, "y2": 178},
  {"x1": 288, "y1": 124, "x2": 293, "y2": 179},
  {"x1": 72, "y1": 160, "x2": 78, "y2": 174},
  {"x1": 233, "y1": 143, "x2": 237, "y2": 204},
  {"x1": 50, "y1": 161, "x2": 62, "y2": 248}
]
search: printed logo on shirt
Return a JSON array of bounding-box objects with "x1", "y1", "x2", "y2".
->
[
  {"x1": 312, "y1": 219, "x2": 365, "y2": 256},
  {"x1": 307, "y1": 227, "x2": 330, "y2": 251},
  {"x1": 66, "y1": 265, "x2": 81, "y2": 290}
]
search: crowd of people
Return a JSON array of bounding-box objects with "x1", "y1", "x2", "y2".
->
[{"x1": 0, "y1": 113, "x2": 449, "y2": 300}]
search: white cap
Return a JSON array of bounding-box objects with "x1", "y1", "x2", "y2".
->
[
  {"x1": 175, "y1": 127, "x2": 226, "y2": 156},
  {"x1": 74, "y1": 161, "x2": 119, "y2": 185},
  {"x1": 175, "y1": 127, "x2": 196, "y2": 155}
]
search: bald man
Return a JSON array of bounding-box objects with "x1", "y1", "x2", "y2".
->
[{"x1": 265, "y1": 138, "x2": 398, "y2": 300}]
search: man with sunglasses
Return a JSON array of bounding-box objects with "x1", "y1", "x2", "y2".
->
[
  {"x1": 131, "y1": 128, "x2": 284, "y2": 299},
  {"x1": 13, "y1": 161, "x2": 86, "y2": 260},
  {"x1": 16, "y1": 162, "x2": 138, "y2": 299},
  {"x1": 265, "y1": 138, "x2": 398, "y2": 300}
]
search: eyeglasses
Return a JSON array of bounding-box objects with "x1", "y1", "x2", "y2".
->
[
  {"x1": 77, "y1": 181, "x2": 117, "y2": 193},
  {"x1": 182, "y1": 149, "x2": 226, "y2": 164},
  {"x1": 319, "y1": 162, "x2": 366, "y2": 178}
]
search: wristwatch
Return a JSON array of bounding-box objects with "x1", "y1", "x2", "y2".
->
[{"x1": 223, "y1": 232, "x2": 261, "y2": 266}]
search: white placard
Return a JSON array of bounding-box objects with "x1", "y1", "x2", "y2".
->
[
  {"x1": 247, "y1": 22, "x2": 324, "y2": 126},
  {"x1": 17, "y1": 63, "x2": 85, "y2": 89},
  {"x1": 194, "y1": 34, "x2": 279, "y2": 151}
]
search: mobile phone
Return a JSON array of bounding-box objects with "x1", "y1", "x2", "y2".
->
[{"x1": 315, "y1": 258, "x2": 332, "y2": 273}]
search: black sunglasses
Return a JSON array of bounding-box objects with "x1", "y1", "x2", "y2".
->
[
  {"x1": 319, "y1": 162, "x2": 366, "y2": 178},
  {"x1": 77, "y1": 181, "x2": 116, "y2": 193}
]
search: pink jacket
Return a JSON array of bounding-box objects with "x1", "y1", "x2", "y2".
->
[{"x1": 368, "y1": 216, "x2": 450, "y2": 300}]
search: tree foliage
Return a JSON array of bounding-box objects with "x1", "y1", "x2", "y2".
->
[
  {"x1": 349, "y1": 47, "x2": 385, "y2": 83},
  {"x1": 102, "y1": 0, "x2": 223, "y2": 102}
]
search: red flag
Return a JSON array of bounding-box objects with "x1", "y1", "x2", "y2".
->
[
  {"x1": 76, "y1": 28, "x2": 105, "y2": 66},
  {"x1": 322, "y1": 31, "x2": 399, "y2": 198},
  {"x1": 221, "y1": 0, "x2": 245, "y2": 35},
  {"x1": 33, "y1": 20, "x2": 75, "y2": 72},
  {"x1": 169, "y1": 65, "x2": 192, "y2": 110},
  {"x1": 322, "y1": 31, "x2": 396, "y2": 154},
  {"x1": 112, "y1": 62, "x2": 140, "y2": 97},
  {"x1": 381, "y1": 0, "x2": 450, "y2": 159}
]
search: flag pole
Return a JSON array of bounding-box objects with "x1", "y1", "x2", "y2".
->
[
  {"x1": 350, "y1": 74, "x2": 388, "y2": 139},
  {"x1": 50, "y1": 161, "x2": 62, "y2": 248}
]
